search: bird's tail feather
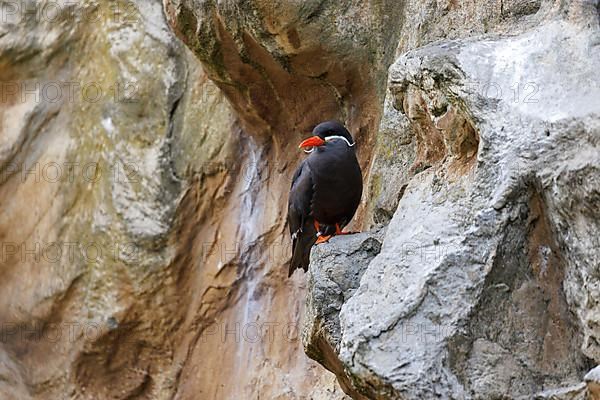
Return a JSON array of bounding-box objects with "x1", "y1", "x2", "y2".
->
[{"x1": 288, "y1": 221, "x2": 318, "y2": 277}]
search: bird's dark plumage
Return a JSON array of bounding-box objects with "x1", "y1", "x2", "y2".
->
[{"x1": 287, "y1": 121, "x2": 362, "y2": 277}]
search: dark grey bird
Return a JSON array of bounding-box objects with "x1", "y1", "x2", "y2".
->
[{"x1": 287, "y1": 121, "x2": 363, "y2": 277}]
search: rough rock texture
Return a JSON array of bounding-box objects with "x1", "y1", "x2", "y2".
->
[
  {"x1": 0, "y1": 1, "x2": 241, "y2": 398},
  {"x1": 585, "y1": 366, "x2": 600, "y2": 400},
  {"x1": 1, "y1": 0, "x2": 599, "y2": 399},
  {"x1": 303, "y1": 232, "x2": 384, "y2": 400},
  {"x1": 305, "y1": 1, "x2": 600, "y2": 399},
  {"x1": 164, "y1": 0, "x2": 402, "y2": 138}
]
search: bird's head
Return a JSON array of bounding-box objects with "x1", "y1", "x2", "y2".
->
[{"x1": 299, "y1": 121, "x2": 355, "y2": 153}]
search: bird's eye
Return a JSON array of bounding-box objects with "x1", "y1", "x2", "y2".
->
[{"x1": 303, "y1": 147, "x2": 315, "y2": 154}]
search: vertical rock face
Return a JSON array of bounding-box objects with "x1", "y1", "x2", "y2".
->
[
  {"x1": 1, "y1": 0, "x2": 599, "y2": 400},
  {"x1": 0, "y1": 1, "x2": 240, "y2": 398}
]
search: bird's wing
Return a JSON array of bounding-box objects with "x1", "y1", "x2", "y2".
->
[
  {"x1": 287, "y1": 161, "x2": 317, "y2": 276},
  {"x1": 287, "y1": 160, "x2": 314, "y2": 238}
]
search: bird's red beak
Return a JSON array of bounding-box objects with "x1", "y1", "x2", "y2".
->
[{"x1": 298, "y1": 136, "x2": 325, "y2": 149}]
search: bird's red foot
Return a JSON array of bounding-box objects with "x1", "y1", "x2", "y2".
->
[
  {"x1": 315, "y1": 234, "x2": 332, "y2": 244},
  {"x1": 314, "y1": 220, "x2": 331, "y2": 244}
]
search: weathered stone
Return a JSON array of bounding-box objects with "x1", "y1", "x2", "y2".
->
[
  {"x1": 1, "y1": 0, "x2": 599, "y2": 399},
  {"x1": 165, "y1": 0, "x2": 403, "y2": 142},
  {"x1": 0, "y1": 0, "x2": 250, "y2": 398},
  {"x1": 303, "y1": 1, "x2": 600, "y2": 399},
  {"x1": 526, "y1": 383, "x2": 588, "y2": 400},
  {"x1": 585, "y1": 366, "x2": 600, "y2": 400},
  {"x1": 303, "y1": 232, "x2": 384, "y2": 400}
]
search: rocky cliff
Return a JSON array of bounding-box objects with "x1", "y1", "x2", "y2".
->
[{"x1": 0, "y1": 0, "x2": 598, "y2": 399}]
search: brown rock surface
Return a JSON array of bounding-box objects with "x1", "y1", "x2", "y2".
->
[{"x1": 1, "y1": 0, "x2": 599, "y2": 399}]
